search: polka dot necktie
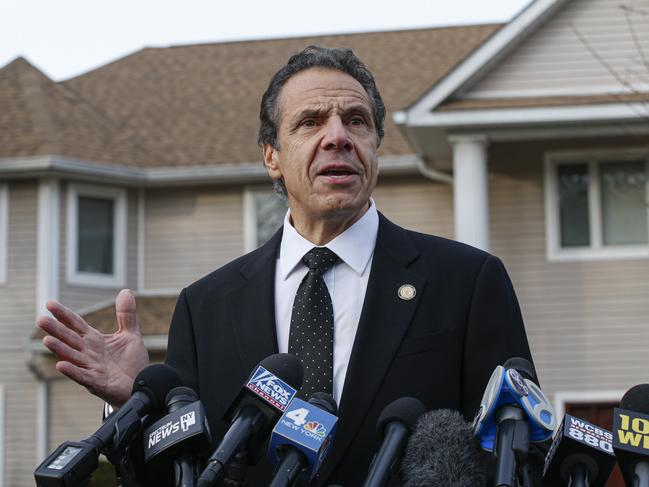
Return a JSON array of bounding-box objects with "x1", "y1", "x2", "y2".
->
[{"x1": 289, "y1": 247, "x2": 340, "y2": 398}]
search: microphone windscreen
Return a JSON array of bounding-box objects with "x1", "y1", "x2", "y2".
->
[
  {"x1": 377, "y1": 397, "x2": 426, "y2": 436},
  {"x1": 503, "y1": 357, "x2": 537, "y2": 384},
  {"x1": 620, "y1": 384, "x2": 649, "y2": 413},
  {"x1": 259, "y1": 353, "x2": 304, "y2": 390},
  {"x1": 132, "y1": 364, "x2": 184, "y2": 410},
  {"x1": 308, "y1": 392, "x2": 338, "y2": 414},
  {"x1": 401, "y1": 409, "x2": 487, "y2": 487}
]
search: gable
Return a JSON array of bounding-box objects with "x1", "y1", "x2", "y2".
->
[{"x1": 461, "y1": 0, "x2": 649, "y2": 99}]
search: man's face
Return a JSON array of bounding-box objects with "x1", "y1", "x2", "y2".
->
[{"x1": 263, "y1": 68, "x2": 379, "y2": 226}]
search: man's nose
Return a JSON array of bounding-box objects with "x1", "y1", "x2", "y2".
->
[{"x1": 321, "y1": 117, "x2": 352, "y2": 151}]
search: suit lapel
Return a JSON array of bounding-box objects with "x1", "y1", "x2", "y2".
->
[
  {"x1": 318, "y1": 214, "x2": 426, "y2": 482},
  {"x1": 227, "y1": 228, "x2": 282, "y2": 375}
]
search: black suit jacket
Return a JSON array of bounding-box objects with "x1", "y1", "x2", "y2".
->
[{"x1": 165, "y1": 213, "x2": 533, "y2": 486}]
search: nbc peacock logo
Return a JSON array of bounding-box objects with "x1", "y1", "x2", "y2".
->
[{"x1": 304, "y1": 421, "x2": 326, "y2": 438}]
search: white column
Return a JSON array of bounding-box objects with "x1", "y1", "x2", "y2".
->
[
  {"x1": 449, "y1": 135, "x2": 490, "y2": 251},
  {"x1": 36, "y1": 178, "x2": 60, "y2": 318}
]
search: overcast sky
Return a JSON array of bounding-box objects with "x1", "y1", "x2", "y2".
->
[{"x1": 1, "y1": 0, "x2": 531, "y2": 81}]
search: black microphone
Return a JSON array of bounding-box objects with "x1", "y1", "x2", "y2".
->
[
  {"x1": 613, "y1": 384, "x2": 649, "y2": 487},
  {"x1": 197, "y1": 353, "x2": 303, "y2": 487},
  {"x1": 542, "y1": 413, "x2": 615, "y2": 487},
  {"x1": 361, "y1": 397, "x2": 426, "y2": 487},
  {"x1": 400, "y1": 408, "x2": 487, "y2": 487},
  {"x1": 143, "y1": 386, "x2": 212, "y2": 487},
  {"x1": 268, "y1": 392, "x2": 338, "y2": 487},
  {"x1": 35, "y1": 364, "x2": 183, "y2": 486}
]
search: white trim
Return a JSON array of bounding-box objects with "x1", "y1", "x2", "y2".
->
[
  {"x1": 0, "y1": 154, "x2": 432, "y2": 184},
  {"x1": 137, "y1": 188, "x2": 145, "y2": 291},
  {"x1": 544, "y1": 147, "x2": 649, "y2": 262},
  {"x1": 243, "y1": 189, "x2": 257, "y2": 254},
  {"x1": 0, "y1": 384, "x2": 4, "y2": 487},
  {"x1": 406, "y1": 0, "x2": 570, "y2": 119},
  {"x1": 398, "y1": 102, "x2": 649, "y2": 129},
  {"x1": 0, "y1": 185, "x2": 8, "y2": 284},
  {"x1": 553, "y1": 390, "x2": 624, "y2": 425},
  {"x1": 36, "y1": 179, "x2": 60, "y2": 317},
  {"x1": 36, "y1": 381, "x2": 48, "y2": 463},
  {"x1": 66, "y1": 183, "x2": 127, "y2": 288}
]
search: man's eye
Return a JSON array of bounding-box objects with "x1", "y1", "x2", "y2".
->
[
  {"x1": 301, "y1": 119, "x2": 317, "y2": 127},
  {"x1": 349, "y1": 117, "x2": 366, "y2": 126}
]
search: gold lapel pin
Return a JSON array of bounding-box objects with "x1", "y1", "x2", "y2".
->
[{"x1": 398, "y1": 284, "x2": 416, "y2": 301}]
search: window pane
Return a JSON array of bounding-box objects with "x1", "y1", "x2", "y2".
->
[
  {"x1": 255, "y1": 192, "x2": 287, "y2": 247},
  {"x1": 77, "y1": 196, "x2": 114, "y2": 274},
  {"x1": 600, "y1": 161, "x2": 647, "y2": 245},
  {"x1": 558, "y1": 163, "x2": 590, "y2": 247}
]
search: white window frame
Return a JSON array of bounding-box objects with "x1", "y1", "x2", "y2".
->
[
  {"x1": 66, "y1": 183, "x2": 126, "y2": 288},
  {"x1": 0, "y1": 184, "x2": 7, "y2": 284},
  {"x1": 544, "y1": 148, "x2": 649, "y2": 262},
  {"x1": 243, "y1": 186, "x2": 288, "y2": 253},
  {"x1": 553, "y1": 390, "x2": 624, "y2": 429}
]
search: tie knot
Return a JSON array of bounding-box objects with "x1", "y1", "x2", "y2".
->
[{"x1": 303, "y1": 247, "x2": 339, "y2": 275}]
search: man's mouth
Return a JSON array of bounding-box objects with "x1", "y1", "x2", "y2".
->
[{"x1": 317, "y1": 165, "x2": 359, "y2": 179}]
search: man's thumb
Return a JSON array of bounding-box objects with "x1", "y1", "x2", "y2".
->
[{"x1": 115, "y1": 289, "x2": 139, "y2": 333}]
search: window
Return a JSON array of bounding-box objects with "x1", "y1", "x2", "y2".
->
[
  {"x1": 66, "y1": 184, "x2": 126, "y2": 287},
  {"x1": 545, "y1": 149, "x2": 649, "y2": 261},
  {"x1": 0, "y1": 184, "x2": 7, "y2": 284},
  {"x1": 244, "y1": 188, "x2": 288, "y2": 252}
]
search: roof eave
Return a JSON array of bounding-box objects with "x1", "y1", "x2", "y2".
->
[{"x1": 404, "y1": 0, "x2": 570, "y2": 121}]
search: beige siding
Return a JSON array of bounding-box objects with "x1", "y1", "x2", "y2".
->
[
  {"x1": 144, "y1": 186, "x2": 244, "y2": 290},
  {"x1": 58, "y1": 182, "x2": 139, "y2": 311},
  {"x1": 373, "y1": 177, "x2": 454, "y2": 238},
  {"x1": 489, "y1": 137, "x2": 649, "y2": 400},
  {"x1": 464, "y1": 0, "x2": 649, "y2": 97},
  {"x1": 0, "y1": 181, "x2": 41, "y2": 485},
  {"x1": 48, "y1": 379, "x2": 104, "y2": 451}
]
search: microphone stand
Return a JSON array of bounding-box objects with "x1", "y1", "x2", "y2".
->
[{"x1": 494, "y1": 406, "x2": 529, "y2": 487}]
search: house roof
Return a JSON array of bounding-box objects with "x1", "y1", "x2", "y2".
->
[
  {"x1": 1, "y1": 25, "x2": 500, "y2": 168},
  {"x1": 0, "y1": 58, "x2": 154, "y2": 166}
]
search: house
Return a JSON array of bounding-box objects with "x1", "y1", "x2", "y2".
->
[{"x1": 0, "y1": 0, "x2": 647, "y2": 484}]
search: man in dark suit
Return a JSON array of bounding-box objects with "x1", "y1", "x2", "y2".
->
[{"x1": 38, "y1": 46, "x2": 533, "y2": 485}]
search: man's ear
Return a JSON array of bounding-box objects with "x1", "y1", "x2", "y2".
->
[{"x1": 263, "y1": 143, "x2": 282, "y2": 180}]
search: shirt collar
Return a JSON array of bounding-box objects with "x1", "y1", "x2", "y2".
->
[{"x1": 279, "y1": 199, "x2": 379, "y2": 280}]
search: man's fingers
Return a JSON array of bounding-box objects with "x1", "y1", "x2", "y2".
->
[
  {"x1": 37, "y1": 316, "x2": 84, "y2": 351},
  {"x1": 115, "y1": 289, "x2": 140, "y2": 333},
  {"x1": 46, "y1": 301, "x2": 91, "y2": 335},
  {"x1": 43, "y1": 336, "x2": 88, "y2": 367}
]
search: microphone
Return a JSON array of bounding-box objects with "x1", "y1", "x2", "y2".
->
[
  {"x1": 472, "y1": 357, "x2": 555, "y2": 487},
  {"x1": 143, "y1": 386, "x2": 212, "y2": 486},
  {"x1": 35, "y1": 364, "x2": 183, "y2": 486},
  {"x1": 400, "y1": 408, "x2": 487, "y2": 487},
  {"x1": 542, "y1": 413, "x2": 615, "y2": 487},
  {"x1": 613, "y1": 384, "x2": 649, "y2": 487},
  {"x1": 362, "y1": 397, "x2": 426, "y2": 487},
  {"x1": 197, "y1": 353, "x2": 303, "y2": 487},
  {"x1": 268, "y1": 392, "x2": 338, "y2": 487}
]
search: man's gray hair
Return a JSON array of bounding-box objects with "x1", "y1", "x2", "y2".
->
[{"x1": 258, "y1": 45, "x2": 386, "y2": 197}]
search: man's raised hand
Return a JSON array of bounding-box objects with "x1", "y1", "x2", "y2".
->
[{"x1": 36, "y1": 289, "x2": 150, "y2": 407}]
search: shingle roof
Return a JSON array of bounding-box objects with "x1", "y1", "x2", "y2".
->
[
  {"x1": 0, "y1": 25, "x2": 501, "y2": 167},
  {"x1": 0, "y1": 57, "x2": 154, "y2": 165}
]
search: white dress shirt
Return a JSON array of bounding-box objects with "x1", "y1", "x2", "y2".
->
[{"x1": 274, "y1": 201, "x2": 379, "y2": 405}]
